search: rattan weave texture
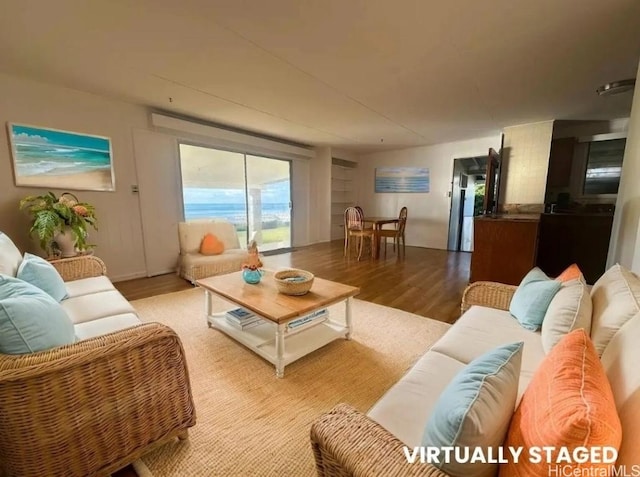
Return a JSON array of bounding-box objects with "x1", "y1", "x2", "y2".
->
[
  {"x1": 311, "y1": 404, "x2": 450, "y2": 477},
  {"x1": 460, "y1": 281, "x2": 517, "y2": 314},
  {"x1": 0, "y1": 255, "x2": 196, "y2": 476}
]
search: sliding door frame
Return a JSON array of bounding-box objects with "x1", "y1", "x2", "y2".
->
[{"x1": 178, "y1": 140, "x2": 294, "y2": 249}]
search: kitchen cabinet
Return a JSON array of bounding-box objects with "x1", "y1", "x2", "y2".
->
[
  {"x1": 470, "y1": 216, "x2": 540, "y2": 286},
  {"x1": 536, "y1": 213, "x2": 614, "y2": 284},
  {"x1": 546, "y1": 137, "x2": 575, "y2": 188}
]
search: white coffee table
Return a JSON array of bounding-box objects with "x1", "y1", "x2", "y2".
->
[{"x1": 196, "y1": 271, "x2": 360, "y2": 377}]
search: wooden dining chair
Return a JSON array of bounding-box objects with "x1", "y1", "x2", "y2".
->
[
  {"x1": 354, "y1": 206, "x2": 373, "y2": 230},
  {"x1": 378, "y1": 206, "x2": 408, "y2": 257},
  {"x1": 344, "y1": 207, "x2": 374, "y2": 260}
]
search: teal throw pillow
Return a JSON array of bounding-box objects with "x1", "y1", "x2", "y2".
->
[
  {"x1": 0, "y1": 275, "x2": 75, "y2": 354},
  {"x1": 422, "y1": 342, "x2": 523, "y2": 477},
  {"x1": 509, "y1": 267, "x2": 561, "y2": 331},
  {"x1": 17, "y1": 253, "x2": 68, "y2": 302}
]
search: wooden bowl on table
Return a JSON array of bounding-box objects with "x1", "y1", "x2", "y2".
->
[{"x1": 273, "y1": 269, "x2": 314, "y2": 296}]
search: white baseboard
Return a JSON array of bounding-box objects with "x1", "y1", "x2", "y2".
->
[{"x1": 110, "y1": 271, "x2": 149, "y2": 283}]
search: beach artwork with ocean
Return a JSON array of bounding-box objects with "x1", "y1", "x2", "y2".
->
[
  {"x1": 8, "y1": 123, "x2": 114, "y2": 191},
  {"x1": 375, "y1": 167, "x2": 430, "y2": 193}
]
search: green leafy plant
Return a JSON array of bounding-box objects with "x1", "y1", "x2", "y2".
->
[{"x1": 19, "y1": 191, "x2": 98, "y2": 255}]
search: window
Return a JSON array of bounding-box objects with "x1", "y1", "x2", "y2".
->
[
  {"x1": 583, "y1": 138, "x2": 626, "y2": 195},
  {"x1": 180, "y1": 144, "x2": 292, "y2": 251}
]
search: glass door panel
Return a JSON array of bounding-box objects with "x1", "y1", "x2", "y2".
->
[
  {"x1": 245, "y1": 155, "x2": 291, "y2": 251},
  {"x1": 179, "y1": 144, "x2": 248, "y2": 246}
]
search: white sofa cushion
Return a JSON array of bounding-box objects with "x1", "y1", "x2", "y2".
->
[
  {"x1": 368, "y1": 351, "x2": 465, "y2": 447},
  {"x1": 0, "y1": 232, "x2": 23, "y2": 277},
  {"x1": 590, "y1": 264, "x2": 640, "y2": 356},
  {"x1": 62, "y1": 290, "x2": 136, "y2": 324},
  {"x1": 65, "y1": 276, "x2": 115, "y2": 298},
  {"x1": 541, "y1": 276, "x2": 592, "y2": 353},
  {"x1": 430, "y1": 306, "x2": 545, "y2": 400},
  {"x1": 178, "y1": 220, "x2": 241, "y2": 253},
  {"x1": 181, "y1": 248, "x2": 249, "y2": 267},
  {"x1": 600, "y1": 312, "x2": 640, "y2": 468},
  {"x1": 74, "y1": 313, "x2": 141, "y2": 341}
]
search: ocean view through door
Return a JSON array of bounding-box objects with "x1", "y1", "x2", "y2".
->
[{"x1": 180, "y1": 144, "x2": 292, "y2": 252}]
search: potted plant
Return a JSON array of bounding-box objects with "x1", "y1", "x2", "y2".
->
[{"x1": 19, "y1": 191, "x2": 98, "y2": 257}]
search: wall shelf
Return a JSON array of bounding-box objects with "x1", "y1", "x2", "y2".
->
[{"x1": 331, "y1": 159, "x2": 357, "y2": 240}]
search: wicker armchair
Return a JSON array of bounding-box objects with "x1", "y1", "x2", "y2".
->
[
  {"x1": 0, "y1": 256, "x2": 196, "y2": 477},
  {"x1": 311, "y1": 281, "x2": 517, "y2": 477}
]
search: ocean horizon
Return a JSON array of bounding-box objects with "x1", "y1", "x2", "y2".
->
[{"x1": 184, "y1": 202, "x2": 290, "y2": 223}]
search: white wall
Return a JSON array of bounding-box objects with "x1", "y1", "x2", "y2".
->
[
  {"x1": 0, "y1": 73, "x2": 320, "y2": 280},
  {"x1": 0, "y1": 73, "x2": 149, "y2": 281},
  {"x1": 501, "y1": 121, "x2": 554, "y2": 206},
  {"x1": 609, "y1": 60, "x2": 640, "y2": 274},
  {"x1": 357, "y1": 135, "x2": 501, "y2": 249}
]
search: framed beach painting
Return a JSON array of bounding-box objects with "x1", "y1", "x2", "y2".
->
[
  {"x1": 375, "y1": 167, "x2": 430, "y2": 193},
  {"x1": 7, "y1": 123, "x2": 115, "y2": 191}
]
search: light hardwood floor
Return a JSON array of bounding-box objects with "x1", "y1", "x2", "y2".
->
[
  {"x1": 112, "y1": 241, "x2": 470, "y2": 476},
  {"x1": 115, "y1": 240, "x2": 471, "y2": 323}
]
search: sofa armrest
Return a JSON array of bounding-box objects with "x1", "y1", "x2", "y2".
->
[
  {"x1": 0, "y1": 323, "x2": 196, "y2": 477},
  {"x1": 50, "y1": 255, "x2": 107, "y2": 281},
  {"x1": 310, "y1": 404, "x2": 451, "y2": 477},
  {"x1": 461, "y1": 281, "x2": 517, "y2": 314}
]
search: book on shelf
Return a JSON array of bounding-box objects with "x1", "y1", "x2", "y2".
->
[
  {"x1": 287, "y1": 308, "x2": 329, "y2": 332},
  {"x1": 225, "y1": 307, "x2": 258, "y2": 323},
  {"x1": 226, "y1": 317, "x2": 265, "y2": 331},
  {"x1": 225, "y1": 307, "x2": 265, "y2": 329}
]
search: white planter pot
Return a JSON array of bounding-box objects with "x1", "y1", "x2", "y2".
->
[{"x1": 54, "y1": 227, "x2": 77, "y2": 258}]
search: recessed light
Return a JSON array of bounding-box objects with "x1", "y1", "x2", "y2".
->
[{"x1": 596, "y1": 79, "x2": 635, "y2": 96}]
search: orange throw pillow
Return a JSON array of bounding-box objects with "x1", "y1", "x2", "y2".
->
[
  {"x1": 199, "y1": 233, "x2": 224, "y2": 255},
  {"x1": 556, "y1": 263, "x2": 582, "y2": 282},
  {"x1": 500, "y1": 329, "x2": 621, "y2": 477}
]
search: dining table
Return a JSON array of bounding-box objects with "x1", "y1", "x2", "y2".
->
[{"x1": 363, "y1": 216, "x2": 400, "y2": 259}]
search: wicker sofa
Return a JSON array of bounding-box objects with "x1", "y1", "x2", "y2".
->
[
  {"x1": 0, "y1": 233, "x2": 195, "y2": 477},
  {"x1": 177, "y1": 219, "x2": 251, "y2": 283},
  {"x1": 311, "y1": 271, "x2": 640, "y2": 476}
]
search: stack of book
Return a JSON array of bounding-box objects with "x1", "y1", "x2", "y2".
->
[
  {"x1": 225, "y1": 308, "x2": 265, "y2": 330},
  {"x1": 286, "y1": 308, "x2": 328, "y2": 334}
]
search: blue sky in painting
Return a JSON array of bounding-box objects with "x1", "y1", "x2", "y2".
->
[{"x1": 11, "y1": 124, "x2": 110, "y2": 152}]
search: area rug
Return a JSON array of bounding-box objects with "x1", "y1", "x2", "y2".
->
[{"x1": 131, "y1": 288, "x2": 450, "y2": 476}]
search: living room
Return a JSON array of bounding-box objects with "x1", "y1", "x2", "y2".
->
[{"x1": 1, "y1": 1, "x2": 640, "y2": 476}]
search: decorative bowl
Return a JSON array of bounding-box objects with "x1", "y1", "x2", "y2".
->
[
  {"x1": 273, "y1": 269, "x2": 314, "y2": 295},
  {"x1": 242, "y1": 268, "x2": 263, "y2": 284}
]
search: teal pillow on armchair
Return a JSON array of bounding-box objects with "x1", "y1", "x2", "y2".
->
[{"x1": 509, "y1": 267, "x2": 561, "y2": 331}]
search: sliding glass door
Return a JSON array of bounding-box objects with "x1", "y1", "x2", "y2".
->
[
  {"x1": 180, "y1": 144, "x2": 291, "y2": 251},
  {"x1": 245, "y1": 155, "x2": 291, "y2": 250}
]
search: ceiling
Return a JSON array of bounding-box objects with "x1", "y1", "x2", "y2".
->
[{"x1": 0, "y1": 0, "x2": 639, "y2": 152}]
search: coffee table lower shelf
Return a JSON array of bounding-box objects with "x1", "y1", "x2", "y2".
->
[{"x1": 207, "y1": 309, "x2": 350, "y2": 378}]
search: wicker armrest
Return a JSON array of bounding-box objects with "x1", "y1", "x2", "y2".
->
[
  {"x1": 311, "y1": 404, "x2": 451, "y2": 477},
  {"x1": 50, "y1": 255, "x2": 107, "y2": 281},
  {"x1": 0, "y1": 323, "x2": 196, "y2": 477},
  {"x1": 461, "y1": 281, "x2": 517, "y2": 314}
]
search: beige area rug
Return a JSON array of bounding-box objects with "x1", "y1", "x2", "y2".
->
[{"x1": 131, "y1": 288, "x2": 450, "y2": 477}]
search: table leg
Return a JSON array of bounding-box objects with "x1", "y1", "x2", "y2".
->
[
  {"x1": 345, "y1": 297, "x2": 353, "y2": 340},
  {"x1": 204, "y1": 290, "x2": 213, "y2": 328},
  {"x1": 375, "y1": 225, "x2": 382, "y2": 259},
  {"x1": 275, "y1": 324, "x2": 285, "y2": 378}
]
